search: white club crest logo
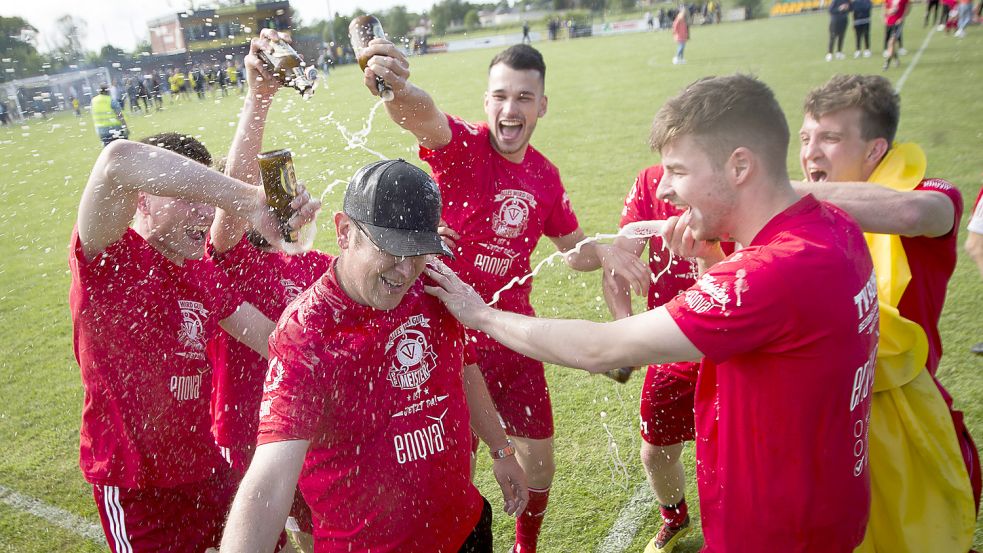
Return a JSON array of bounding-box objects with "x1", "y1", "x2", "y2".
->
[
  {"x1": 177, "y1": 300, "x2": 208, "y2": 356},
  {"x1": 385, "y1": 315, "x2": 437, "y2": 390},
  {"x1": 492, "y1": 189, "x2": 537, "y2": 238},
  {"x1": 264, "y1": 357, "x2": 286, "y2": 393},
  {"x1": 280, "y1": 278, "x2": 304, "y2": 302}
]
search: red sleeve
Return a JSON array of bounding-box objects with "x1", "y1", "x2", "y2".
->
[
  {"x1": 620, "y1": 167, "x2": 660, "y2": 227},
  {"x1": 257, "y1": 315, "x2": 326, "y2": 444},
  {"x1": 664, "y1": 250, "x2": 792, "y2": 364},
  {"x1": 917, "y1": 179, "x2": 963, "y2": 239},
  {"x1": 184, "y1": 258, "x2": 245, "y2": 322},
  {"x1": 70, "y1": 227, "x2": 147, "y2": 285},
  {"x1": 543, "y1": 188, "x2": 581, "y2": 238},
  {"x1": 418, "y1": 114, "x2": 485, "y2": 174}
]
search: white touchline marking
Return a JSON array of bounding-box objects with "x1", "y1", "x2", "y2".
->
[
  {"x1": 896, "y1": 26, "x2": 937, "y2": 93},
  {"x1": 594, "y1": 483, "x2": 656, "y2": 553},
  {"x1": 0, "y1": 484, "x2": 104, "y2": 544}
]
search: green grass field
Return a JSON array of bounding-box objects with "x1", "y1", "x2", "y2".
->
[{"x1": 1, "y1": 7, "x2": 981, "y2": 552}]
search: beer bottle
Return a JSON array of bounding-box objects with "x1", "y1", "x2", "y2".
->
[
  {"x1": 257, "y1": 38, "x2": 318, "y2": 97},
  {"x1": 258, "y1": 149, "x2": 300, "y2": 242},
  {"x1": 349, "y1": 15, "x2": 395, "y2": 101}
]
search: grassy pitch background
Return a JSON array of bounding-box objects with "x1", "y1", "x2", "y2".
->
[{"x1": 0, "y1": 7, "x2": 981, "y2": 551}]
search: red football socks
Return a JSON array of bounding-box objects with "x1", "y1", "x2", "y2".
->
[
  {"x1": 514, "y1": 486, "x2": 550, "y2": 552},
  {"x1": 660, "y1": 496, "x2": 688, "y2": 528}
]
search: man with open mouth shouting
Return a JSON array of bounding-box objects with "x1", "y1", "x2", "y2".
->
[
  {"x1": 358, "y1": 41, "x2": 650, "y2": 553},
  {"x1": 795, "y1": 74, "x2": 979, "y2": 553}
]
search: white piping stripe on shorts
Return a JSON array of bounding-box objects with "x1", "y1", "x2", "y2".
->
[
  {"x1": 0, "y1": 484, "x2": 104, "y2": 544},
  {"x1": 103, "y1": 486, "x2": 133, "y2": 553}
]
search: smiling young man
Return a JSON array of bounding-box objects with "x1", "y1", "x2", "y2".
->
[
  {"x1": 426, "y1": 74, "x2": 877, "y2": 552},
  {"x1": 220, "y1": 159, "x2": 528, "y2": 553},
  {"x1": 795, "y1": 74, "x2": 979, "y2": 553},
  {"x1": 69, "y1": 134, "x2": 317, "y2": 551},
  {"x1": 359, "y1": 42, "x2": 650, "y2": 552}
]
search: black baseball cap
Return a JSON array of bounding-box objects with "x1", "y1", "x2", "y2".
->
[{"x1": 343, "y1": 159, "x2": 454, "y2": 258}]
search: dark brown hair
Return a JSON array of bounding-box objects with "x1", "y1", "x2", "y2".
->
[
  {"x1": 489, "y1": 44, "x2": 546, "y2": 83},
  {"x1": 803, "y1": 74, "x2": 900, "y2": 144},
  {"x1": 650, "y1": 74, "x2": 790, "y2": 178},
  {"x1": 139, "y1": 132, "x2": 212, "y2": 167}
]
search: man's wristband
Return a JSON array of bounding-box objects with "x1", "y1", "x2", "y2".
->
[{"x1": 489, "y1": 439, "x2": 515, "y2": 460}]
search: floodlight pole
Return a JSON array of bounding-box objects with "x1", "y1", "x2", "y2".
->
[{"x1": 326, "y1": 0, "x2": 336, "y2": 43}]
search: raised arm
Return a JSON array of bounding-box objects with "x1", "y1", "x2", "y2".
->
[
  {"x1": 550, "y1": 229, "x2": 652, "y2": 297},
  {"x1": 425, "y1": 260, "x2": 702, "y2": 372},
  {"x1": 220, "y1": 439, "x2": 309, "y2": 553},
  {"x1": 76, "y1": 139, "x2": 316, "y2": 262},
  {"x1": 463, "y1": 363, "x2": 528, "y2": 516},
  {"x1": 210, "y1": 29, "x2": 284, "y2": 254},
  {"x1": 792, "y1": 180, "x2": 955, "y2": 237},
  {"x1": 359, "y1": 39, "x2": 452, "y2": 150}
]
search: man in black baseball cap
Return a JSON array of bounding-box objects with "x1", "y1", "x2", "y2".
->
[
  {"x1": 221, "y1": 158, "x2": 527, "y2": 553},
  {"x1": 343, "y1": 158, "x2": 454, "y2": 259}
]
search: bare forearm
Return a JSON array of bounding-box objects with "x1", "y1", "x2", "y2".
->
[
  {"x1": 385, "y1": 84, "x2": 450, "y2": 149},
  {"x1": 220, "y1": 442, "x2": 307, "y2": 553},
  {"x1": 966, "y1": 232, "x2": 983, "y2": 278},
  {"x1": 103, "y1": 140, "x2": 261, "y2": 217},
  {"x1": 793, "y1": 181, "x2": 954, "y2": 237},
  {"x1": 464, "y1": 364, "x2": 509, "y2": 450},
  {"x1": 220, "y1": 303, "x2": 276, "y2": 358},
  {"x1": 212, "y1": 94, "x2": 273, "y2": 252},
  {"x1": 563, "y1": 240, "x2": 603, "y2": 272},
  {"x1": 471, "y1": 308, "x2": 669, "y2": 372}
]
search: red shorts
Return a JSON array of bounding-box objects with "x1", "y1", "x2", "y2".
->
[
  {"x1": 93, "y1": 470, "x2": 236, "y2": 552},
  {"x1": 639, "y1": 364, "x2": 697, "y2": 446},
  {"x1": 474, "y1": 346, "x2": 554, "y2": 440}
]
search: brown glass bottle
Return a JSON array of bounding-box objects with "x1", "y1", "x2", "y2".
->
[
  {"x1": 257, "y1": 39, "x2": 317, "y2": 97},
  {"x1": 257, "y1": 149, "x2": 299, "y2": 242},
  {"x1": 349, "y1": 15, "x2": 395, "y2": 101}
]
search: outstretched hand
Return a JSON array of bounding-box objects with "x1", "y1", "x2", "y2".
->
[
  {"x1": 492, "y1": 456, "x2": 529, "y2": 517},
  {"x1": 361, "y1": 38, "x2": 411, "y2": 98},
  {"x1": 245, "y1": 29, "x2": 285, "y2": 101},
  {"x1": 246, "y1": 183, "x2": 320, "y2": 254},
  {"x1": 595, "y1": 243, "x2": 652, "y2": 297},
  {"x1": 424, "y1": 258, "x2": 489, "y2": 329}
]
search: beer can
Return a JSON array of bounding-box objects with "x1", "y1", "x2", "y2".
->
[{"x1": 258, "y1": 148, "x2": 299, "y2": 242}]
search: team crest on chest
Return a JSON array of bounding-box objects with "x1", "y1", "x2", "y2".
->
[
  {"x1": 280, "y1": 278, "x2": 303, "y2": 302},
  {"x1": 492, "y1": 189, "x2": 537, "y2": 238},
  {"x1": 177, "y1": 300, "x2": 208, "y2": 359},
  {"x1": 385, "y1": 315, "x2": 437, "y2": 390}
]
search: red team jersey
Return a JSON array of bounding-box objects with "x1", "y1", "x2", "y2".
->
[
  {"x1": 420, "y1": 114, "x2": 580, "y2": 348},
  {"x1": 206, "y1": 237, "x2": 333, "y2": 469},
  {"x1": 620, "y1": 165, "x2": 734, "y2": 383},
  {"x1": 665, "y1": 196, "x2": 877, "y2": 552},
  {"x1": 69, "y1": 228, "x2": 242, "y2": 488},
  {"x1": 258, "y1": 261, "x2": 483, "y2": 552},
  {"x1": 894, "y1": 179, "x2": 962, "y2": 376}
]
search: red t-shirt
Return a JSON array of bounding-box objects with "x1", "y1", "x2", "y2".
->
[
  {"x1": 206, "y1": 237, "x2": 333, "y2": 463},
  {"x1": 258, "y1": 261, "x2": 483, "y2": 552},
  {"x1": 886, "y1": 0, "x2": 909, "y2": 25},
  {"x1": 69, "y1": 228, "x2": 243, "y2": 488},
  {"x1": 665, "y1": 196, "x2": 877, "y2": 552},
  {"x1": 620, "y1": 165, "x2": 734, "y2": 382},
  {"x1": 894, "y1": 179, "x2": 963, "y2": 377},
  {"x1": 420, "y1": 114, "x2": 580, "y2": 348}
]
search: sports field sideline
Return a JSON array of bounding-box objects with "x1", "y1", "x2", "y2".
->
[{"x1": 0, "y1": 7, "x2": 981, "y2": 551}]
